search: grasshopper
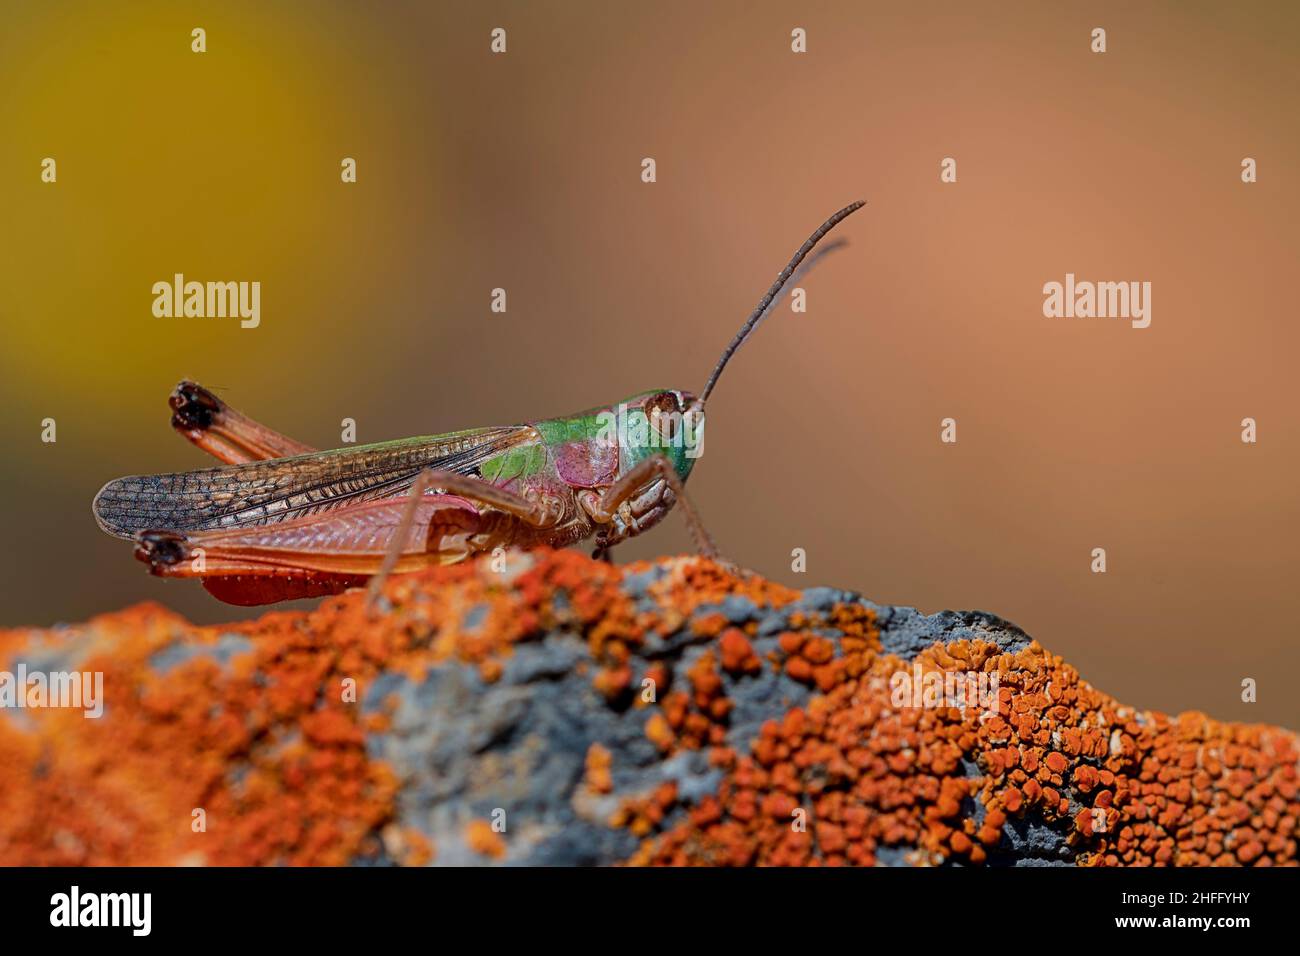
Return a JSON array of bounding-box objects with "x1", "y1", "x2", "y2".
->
[{"x1": 94, "y1": 201, "x2": 865, "y2": 606}]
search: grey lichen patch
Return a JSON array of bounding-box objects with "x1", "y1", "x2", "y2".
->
[
  {"x1": 868, "y1": 602, "x2": 1033, "y2": 659},
  {"x1": 149, "y1": 632, "x2": 254, "y2": 675}
]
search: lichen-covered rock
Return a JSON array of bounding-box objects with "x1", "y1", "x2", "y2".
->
[{"x1": 0, "y1": 550, "x2": 1295, "y2": 866}]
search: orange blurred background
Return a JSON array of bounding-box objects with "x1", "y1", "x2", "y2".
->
[{"x1": 1, "y1": 1, "x2": 1296, "y2": 725}]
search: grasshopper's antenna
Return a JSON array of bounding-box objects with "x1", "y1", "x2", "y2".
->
[{"x1": 700, "y1": 199, "x2": 866, "y2": 403}]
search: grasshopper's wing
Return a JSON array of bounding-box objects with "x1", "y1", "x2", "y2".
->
[{"x1": 93, "y1": 425, "x2": 537, "y2": 539}]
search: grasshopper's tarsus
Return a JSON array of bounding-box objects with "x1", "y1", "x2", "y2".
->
[{"x1": 134, "y1": 530, "x2": 191, "y2": 572}]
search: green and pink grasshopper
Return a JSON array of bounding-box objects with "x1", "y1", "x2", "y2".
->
[{"x1": 94, "y1": 201, "x2": 864, "y2": 605}]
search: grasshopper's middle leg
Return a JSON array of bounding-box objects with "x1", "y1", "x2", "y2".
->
[{"x1": 170, "y1": 381, "x2": 316, "y2": 464}]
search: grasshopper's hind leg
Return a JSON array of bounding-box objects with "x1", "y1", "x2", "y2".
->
[
  {"x1": 169, "y1": 381, "x2": 316, "y2": 464},
  {"x1": 134, "y1": 470, "x2": 559, "y2": 608},
  {"x1": 133, "y1": 492, "x2": 507, "y2": 606}
]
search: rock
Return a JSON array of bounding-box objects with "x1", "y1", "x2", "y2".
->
[{"x1": 0, "y1": 549, "x2": 1295, "y2": 866}]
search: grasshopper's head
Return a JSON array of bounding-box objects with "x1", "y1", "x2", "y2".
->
[{"x1": 612, "y1": 388, "x2": 705, "y2": 484}]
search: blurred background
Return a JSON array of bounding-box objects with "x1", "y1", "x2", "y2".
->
[{"x1": 1, "y1": 1, "x2": 1296, "y2": 725}]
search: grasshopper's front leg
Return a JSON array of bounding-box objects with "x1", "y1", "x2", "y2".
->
[
  {"x1": 588, "y1": 453, "x2": 721, "y2": 560},
  {"x1": 170, "y1": 381, "x2": 316, "y2": 464}
]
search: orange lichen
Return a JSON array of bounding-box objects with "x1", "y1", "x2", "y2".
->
[
  {"x1": 585, "y1": 743, "x2": 614, "y2": 795},
  {"x1": 382, "y1": 825, "x2": 435, "y2": 866},
  {"x1": 719, "y1": 629, "x2": 761, "y2": 676},
  {"x1": 0, "y1": 549, "x2": 635, "y2": 865},
  {"x1": 630, "y1": 621, "x2": 1299, "y2": 867},
  {"x1": 465, "y1": 819, "x2": 506, "y2": 859},
  {"x1": 644, "y1": 712, "x2": 676, "y2": 753},
  {"x1": 610, "y1": 781, "x2": 678, "y2": 837},
  {"x1": 0, "y1": 548, "x2": 1294, "y2": 868}
]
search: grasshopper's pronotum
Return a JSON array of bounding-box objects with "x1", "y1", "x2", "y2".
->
[{"x1": 94, "y1": 201, "x2": 865, "y2": 605}]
